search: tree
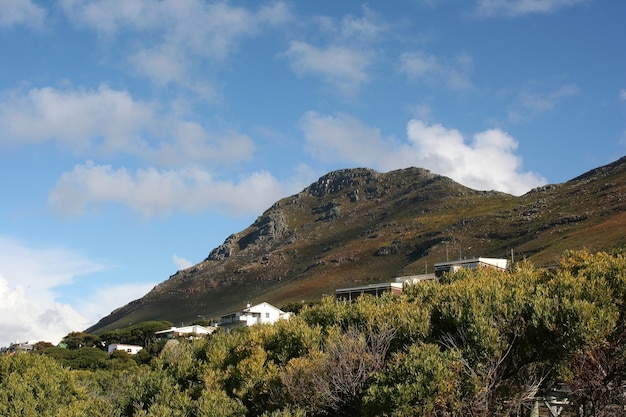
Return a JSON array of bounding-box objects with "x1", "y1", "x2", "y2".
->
[
  {"x1": 62, "y1": 331, "x2": 103, "y2": 350},
  {"x1": 100, "y1": 321, "x2": 172, "y2": 347},
  {"x1": 32, "y1": 341, "x2": 54, "y2": 351}
]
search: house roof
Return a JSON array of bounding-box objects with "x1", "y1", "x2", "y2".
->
[
  {"x1": 434, "y1": 257, "x2": 508, "y2": 269},
  {"x1": 109, "y1": 343, "x2": 143, "y2": 349},
  {"x1": 154, "y1": 325, "x2": 214, "y2": 335},
  {"x1": 221, "y1": 302, "x2": 287, "y2": 318},
  {"x1": 335, "y1": 282, "x2": 404, "y2": 293}
]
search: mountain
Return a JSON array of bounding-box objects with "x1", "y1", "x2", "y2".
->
[{"x1": 87, "y1": 156, "x2": 626, "y2": 333}]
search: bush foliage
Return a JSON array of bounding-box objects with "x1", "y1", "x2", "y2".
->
[{"x1": 2, "y1": 249, "x2": 626, "y2": 416}]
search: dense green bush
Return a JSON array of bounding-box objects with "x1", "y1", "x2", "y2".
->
[
  {"x1": 38, "y1": 346, "x2": 139, "y2": 370},
  {"x1": 3, "y1": 249, "x2": 626, "y2": 416},
  {"x1": 0, "y1": 353, "x2": 110, "y2": 416}
]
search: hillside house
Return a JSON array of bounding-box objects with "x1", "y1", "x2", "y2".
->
[
  {"x1": 2, "y1": 341, "x2": 34, "y2": 355},
  {"x1": 154, "y1": 325, "x2": 215, "y2": 340},
  {"x1": 335, "y1": 273, "x2": 436, "y2": 301},
  {"x1": 335, "y1": 282, "x2": 404, "y2": 301},
  {"x1": 107, "y1": 343, "x2": 143, "y2": 355},
  {"x1": 335, "y1": 258, "x2": 508, "y2": 300},
  {"x1": 218, "y1": 302, "x2": 290, "y2": 332},
  {"x1": 395, "y1": 273, "x2": 437, "y2": 286},
  {"x1": 434, "y1": 257, "x2": 509, "y2": 277}
]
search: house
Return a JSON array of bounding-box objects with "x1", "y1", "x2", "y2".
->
[
  {"x1": 2, "y1": 341, "x2": 34, "y2": 355},
  {"x1": 154, "y1": 325, "x2": 216, "y2": 340},
  {"x1": 335, "y1": 258, "x2": 509, "y2": 300},
  {"x1": 336, "y1": 273, "x2": 439, "y2": 301},
  {"x1": 433, "y1": 257, "x2": 509, "y2": 277},
  {"x1": 218, "y1": 302, "x2": 290, "y2": 331},
  {"x1": 107, "y1": 343, "x2": 143, "y2": 355},
  {"x1": 335, "y1": 282, "x2": 404, "y2": 301},
  {"x1": 395, "y1": 273, "x2": 437, "y2": 286}
]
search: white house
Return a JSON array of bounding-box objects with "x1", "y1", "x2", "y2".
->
[
  {"x1": 154, "y1": 325, "x2": 215, "y2": 339},
  {"x1": 395, "y1": 273, "x2": 436, "y2": 286},
  {"x1": 218, "y1": 302, "x2": 290, "y2": 331},
  {"x1": 335, "y1": 282, "x2": 404, "y2": 301},
  {"x1": 108, "y1": 343, "x2": 143, "y2": 355},
  {"x1": 3, "y1": 341, "x2": 34, "y2": 354},
  {"x1": 433, "y1": 257, "x2": 509, "y2": 277}
]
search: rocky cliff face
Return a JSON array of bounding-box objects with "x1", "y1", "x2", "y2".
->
[{"x1": 88, "y1": 157, "x2": 626, "y2": 333}]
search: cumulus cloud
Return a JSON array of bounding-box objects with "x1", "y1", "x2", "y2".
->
[
  {"x1": 48, "y1": 162, "x2": 309, "y2": 217},
  {"x1": 280, "y1": 6, "x2": 385, "y2": 95},
  {"x1": 0, "y1": 237, "x2": 108, "y2": 346},
  {"x1": 0, "y1": 85, "x2": 255, "y2": 166},
  {"x1": 60, "y1": 0, "x2": 290, "y2": 89},
  {"x1": 300, "y1": 111, "x2": 546, "y2": 195},
  {"x1": 508, "y1": 84, "x2": 578, "y2": 122},
  {"x1": 0, "y1": 85, "x2": 153, "y2": 153},
  {"x1": 399, "y1": 51, "x2": 473, "y2": 90},
  {"x1": 281, "y1": 42, "x2": 373, "y2": 95},
  {"x1": 316, "y1": 5, "x2": 387, "y2": 42},
  {"x1": 476, "y1": 0, "x2": 586, "y2": 17},
  {"x1": 73, "y1": 282, "x2": 157, "y2": 327},
  {"x1": 620, "y1": 89, "x2": 626, "y2": 101},
  {"x1": 0, "y1": 0, "x2": 46, "y2": 29}
]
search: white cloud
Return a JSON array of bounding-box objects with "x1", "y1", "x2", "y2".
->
[
  {"x1": 399, "y1": 51, "x2": 473, "y2": 90},
  {"x1": 60, "y1": 0, "x2": 291, "y2": 89},
  {"x1": 508, "y1": 84, "x2": 578, "y2": 122},
  {"x1": 173, "y1": 254, "x2": 193, "y2": 271},
  {"x1": 0, "y1": 237, "x2": 108, "y2": 346},
  {"x1": 130, "y1": 46, "x2": 189, "y2": 87},
  {"x1": 282, "y1": 41, "x2": 372, "y2": 95},
  {"x1": 74, "y1": 282, "x2": 157, "y2": 327},
  {"x1": 48, "y1": 162, "x2": 309, "y2": 217},
  {"x1": 620, "y1": 89, "x2": 626, "y2": 101},
  {"x1": 0, "y1": 0, "x2": 46, "y2": 29},
  {"x1": 280, "y1": 6, "x2": 387, "y2": 96},
  {"x1": 0, "y1": 85, "x2": 153, "y2": 153},
  {"x1": 0, "y1": 85, "x2": 255, "y2": 166},
  {"x1": 476, "y1": 0, "x2": 586, "y2": 17},
  {"x1": 59, "y1": 0, "x2": 160, "y2": 34},
  {"x1": 311, "y1": 5, "x2": 387, "y2": 43},
  {"x1": 300, "y1": 111, "x2": 546, "y2": 195},
  {"x1": 0, "y1": 237, "x2": 106, "y2": 289},
  {"x1": 300, "y1": 112, "x2": 392, "y2": 164},
  {"x1": 337, "y1": 5, "x2": 387, "y2": 42}
]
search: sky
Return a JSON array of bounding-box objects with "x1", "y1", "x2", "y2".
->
[{"x1": 0, "y1": 0, "x2": 625, "y2": 347}]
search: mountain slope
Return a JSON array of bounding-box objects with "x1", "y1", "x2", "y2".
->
[{"x1": 88, "y1": 157, "x2": 626, "y2": 333}]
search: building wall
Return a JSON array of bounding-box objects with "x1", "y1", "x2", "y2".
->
[{"x1": 108, "y1": 344, "x2": 143, "y2": 355}]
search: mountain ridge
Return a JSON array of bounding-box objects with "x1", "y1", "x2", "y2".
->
[{"x1": 87, "y1": 157, "x2": 626, "y2": 333}]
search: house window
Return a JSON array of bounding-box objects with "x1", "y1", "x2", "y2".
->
[
  {"x1": 265, "y1": 313, "x2": 270, "y2": 318},
  {"x1": 126, "y1": 349, "x2": 132, "y2": 353}
]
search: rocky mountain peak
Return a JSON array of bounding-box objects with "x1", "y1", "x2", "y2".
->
[{"x1": 305, "y1": 168, "x2": 379, "y2": 197}]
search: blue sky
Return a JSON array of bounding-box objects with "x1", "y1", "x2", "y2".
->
[{"x1": 1, "y1": 0, "x2": 625, "y2": 346}]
